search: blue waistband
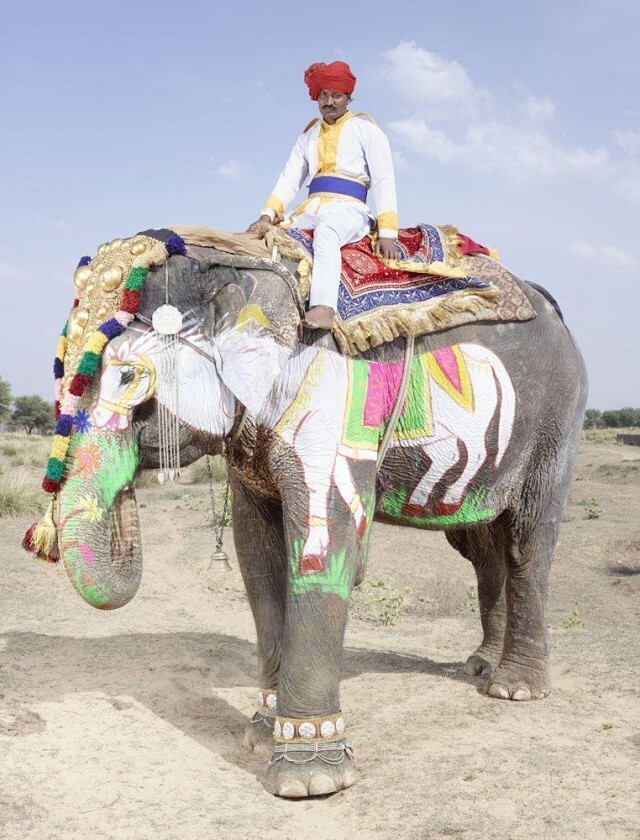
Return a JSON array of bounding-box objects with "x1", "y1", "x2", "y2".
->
[{"x1": 308, "y1": 176, "x2": 367, "y2": 202}]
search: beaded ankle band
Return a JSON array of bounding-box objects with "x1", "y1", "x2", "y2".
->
[
  {"x1": 250, "y1": 688, "x2": 277, "y2": 727},
  {"x1": 256, "y1": 688, "x2": 277, "y2": 716},
  {"x1": 273, "y1": 712, "x2": 346, "y2": 744}
]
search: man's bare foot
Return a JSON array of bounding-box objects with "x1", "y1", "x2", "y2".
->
[{"x1": 303, "y1": 305, "x2": 335, "y2": 330}]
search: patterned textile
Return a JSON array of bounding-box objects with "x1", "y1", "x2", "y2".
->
[{"x1": 283, "y1": 224, "x2": 536, "y2": 354}]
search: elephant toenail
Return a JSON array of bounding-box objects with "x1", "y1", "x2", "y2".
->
[
  {"x1": 277, "y1": 778, "x2": 308, "y2": 798},
  {"x1": 308, "y1": 773, "x2": 338, "y2": 796},
  {"x1": 488, "y1": 682, "x2": 510, "y2": 699},
  {"x1": 341, "y1": 766, "x2": 358, "y2": 789},
  {"x1": 512, "y1": 687, "x2": 532, "y2": 701}
]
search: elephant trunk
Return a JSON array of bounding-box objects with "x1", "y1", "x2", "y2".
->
[{"x1": 56, "y1": 429, "x2": 143, "y2": 609}]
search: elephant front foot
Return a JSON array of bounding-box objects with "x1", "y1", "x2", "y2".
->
[
  {"x1": 265, "y1": 742, "x2": 357, "y2": 798},
  {"x1": 486, "y1": 653, "x2": 550, "y2": 701},
  {"x1": 243, "y1": 712, "x2": 275, "y2": 757},
  {"x1": 464, "y1": 644, "x2": 501, "y2": 676}
]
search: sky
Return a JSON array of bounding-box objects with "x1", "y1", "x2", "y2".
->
[{"x1": 1, "y1": 0, "x2": 638, "y2": 409}]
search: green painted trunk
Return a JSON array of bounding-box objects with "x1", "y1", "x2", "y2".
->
[{"x1": 57, "y1": 425, "x2": 142, "y2": 609}]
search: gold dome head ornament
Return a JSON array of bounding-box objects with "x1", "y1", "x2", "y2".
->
[
  {"x1": 73, "y1": 265, "x2": 92, "y2": 291},
  {"x1": 100, "y1": 265, "x2": 123, "y2": 291},
  {"x1": 68, "y1": 309, "x2": 90, "y2": 343}
]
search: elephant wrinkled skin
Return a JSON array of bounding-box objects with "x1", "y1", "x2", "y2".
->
[{"x1": 53, "y1": 246, "x2": 587, "y2": 797}]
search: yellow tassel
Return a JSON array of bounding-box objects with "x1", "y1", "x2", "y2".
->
[
  {"x1": 56, "y1": 335, "x2": 67, "y2": 362},
  {"x1": 31, "y1": 498, "x2": 59, "y2": 561},
  {"x1": 488, "y1": 247, "x2": 501, "y2": 262}
]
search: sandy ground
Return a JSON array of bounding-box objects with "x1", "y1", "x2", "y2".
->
[{"x1": 1, "y1": 438, "x2": 638, "y2": 839}]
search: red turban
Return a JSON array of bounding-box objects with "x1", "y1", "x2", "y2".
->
[{"x1": 304, "y1": 61, "x2": 356, "y2": 100}]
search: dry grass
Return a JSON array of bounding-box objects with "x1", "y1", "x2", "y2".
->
[
  {"x1": 135, "y1": 456, "x2": 228, "y2": 489},
  {"x1": 0, "y1": 469, "x2": 43, "y2": 518},
  {"x1": 0, "y1": 434, "x2": 51, "y2": 471},
  {"x1": 582, "y1": 426, "x2": 640, "y2": 444}
]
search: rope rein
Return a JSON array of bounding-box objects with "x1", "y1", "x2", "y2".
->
[{"x1": 376, "y1": 335, "x2": 415, "y2": 470}]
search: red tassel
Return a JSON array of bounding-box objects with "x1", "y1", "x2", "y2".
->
[
  {"x1": 22, "y1": 522, "x2": 37, "y2": 554},
  {"x1": 22, "y1": 521, "x2": 60, "y2": 563}
]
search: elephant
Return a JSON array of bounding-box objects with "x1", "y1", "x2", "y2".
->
[{"x1": 51, "y1": 237, "x2": 587, "y2": 798}]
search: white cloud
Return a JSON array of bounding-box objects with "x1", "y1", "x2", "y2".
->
[
  {"x1": 615, "y1": 171, "x2": 640, "y2": 204},
  {"x1": 381, "y1": 41, "x2": 490, "y2": 117},
  {"x1": 567, "y1": 241, "x2": 636, "y2": 269},
  {"x1": 392, "y1": 150, "x2": 410, "y2": 171},
  {"x1": 382, "y1": 42, "x2": 610, "y2": 186},
  {"x1": 389, "y1": 117, "x2": 610, "y2": 182},
  {"x1": 614, "y1": 128, "x2": 640, "y2": 156},
  {"x1": 521, "y1": 95, "x2": 556, "y2": 124},
  {"x1": 216, "y1": 159, "x2": 254, "y2": 180}
]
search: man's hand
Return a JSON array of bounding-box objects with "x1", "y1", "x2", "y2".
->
[
  {"x1": 376, "y1": 237, "x2": 397, "y2": 260},
  {"x1": 246, "y1": 215, "x2": 274, "y2": 238}
]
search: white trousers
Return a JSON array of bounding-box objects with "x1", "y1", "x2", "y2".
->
[{"x1": 290, "y1": 200, "x2": 371, "y2": 309}]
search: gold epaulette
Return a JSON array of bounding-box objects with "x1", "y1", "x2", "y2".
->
[
  {"x1": 302, "y1": 118, "x2": 319, "y2": 133},
  {"x1": 354, "y1": 111, "x2": 377, "y2": 125}
]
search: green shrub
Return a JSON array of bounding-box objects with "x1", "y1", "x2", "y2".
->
[
  {"x1": 585, "y1": 498, "x2": 602, "y2": 519},
  {"x1": 561, "y1": 598, "x2": 585, "y2": 629},
  {"x1": 350, "y1": 578, "x2": 411, "y2": 626}
]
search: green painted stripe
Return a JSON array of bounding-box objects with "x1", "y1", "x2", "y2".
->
[{"x1": 342, "y1": 360, "x2": 379, "y2": 451}]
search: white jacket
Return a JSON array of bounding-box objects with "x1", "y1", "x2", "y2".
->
[{"x1": 261, "y1": 110, "x2": 399, "y2": 239}]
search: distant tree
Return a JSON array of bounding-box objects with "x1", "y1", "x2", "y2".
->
[
  {"x1": 583, "y1": 408, "x2": 603, "y2": 429},
  {"x1": 9, "y1": 395, "x2": 55, "y2": 435},
  {"x1": 617, "y1": 407, "x2": 640, "y2": 428},
  {"x1": 0, "y1": 377, "x2": 12, "y2": 422},
  {"x1": 601, "y1": 410, "x2": 622, "y2": 428}
]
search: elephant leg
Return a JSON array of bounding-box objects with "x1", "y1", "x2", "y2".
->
[
  {"x1": 265, "y1": 457, "x2": 373, "y2": 798},
  {"x1": 485, "y1": 449, "x2": 572, "y2": 702},
  {"x1": 446, "y1": 524, "x2": 507, "y2": 676},
  {"x1": 230, "y1": 474, "x2": 287, "y2": 756},
  {"x1": 486, "y1": 518, "x2": 555, "y2": 701}
]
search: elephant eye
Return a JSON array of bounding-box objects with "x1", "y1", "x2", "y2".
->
[{"x1": 120, "y1": 367, "x2": 136, "y2": 385}]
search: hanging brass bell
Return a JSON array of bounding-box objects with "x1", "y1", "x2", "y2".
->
[{"x1": 209, "y1": 549, "x2": 231, "y2": 571}]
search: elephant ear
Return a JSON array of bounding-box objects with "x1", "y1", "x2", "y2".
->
[{"x1": 212, "y1": 267, "x2": 301, "y2": 417}]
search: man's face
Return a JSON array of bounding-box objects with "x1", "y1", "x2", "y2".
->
[{"x1": 317, "y1": 90, "x2": 351, "y2": 124}]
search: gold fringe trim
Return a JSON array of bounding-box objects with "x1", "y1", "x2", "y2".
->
[{"x1": 331, "y1": 287, "x2": 500, "y2": 355}]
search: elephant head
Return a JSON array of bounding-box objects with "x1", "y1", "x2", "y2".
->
[{"x1": 54, "y1": 247, "x2": 301, "y2": 609}]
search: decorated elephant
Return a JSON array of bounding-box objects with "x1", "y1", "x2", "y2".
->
[{"x1": 29, "y1": 229, "x2": 587, "y2": 798}]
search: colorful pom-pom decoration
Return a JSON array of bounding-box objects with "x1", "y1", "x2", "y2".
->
[{"x1": 24, "y1": 229, "x2": 186, "y2": 561}]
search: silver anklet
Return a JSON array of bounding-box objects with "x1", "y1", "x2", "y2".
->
[
  {"x1": 250, "y1": 709, "x2": 275, "y2": 728},
  {"x1": 269, "y1": 740, "x2": 354, "y2": 767}
]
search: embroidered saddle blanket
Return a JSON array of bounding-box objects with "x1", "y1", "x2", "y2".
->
[
  {"x1": 173, "y1": 223, "x2": 536, "y2": 355},
  {"x1": 267, "y1": 223, "x2": 535, "y2": 354}
]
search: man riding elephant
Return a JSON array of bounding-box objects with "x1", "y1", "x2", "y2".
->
[{"x1": 247, "y1": 60, "x2": 399, "y2": 330}]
